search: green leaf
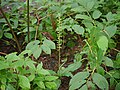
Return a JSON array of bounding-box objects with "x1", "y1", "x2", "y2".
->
[
  {"x1": 106, "y1": 12, "x2": 115, "y2": 22},
  {"x1": 18, "y1": 75, "x2": 30, "y2": 89},
  {"x1": 92, "y1": 73, "x2": 108, "y2": 90},
  {"x1": 105, "y1": 25, "x2": 117, "y2": 38},
  {"x1": 97, "y1": 36, "x2": 108, "y2": 51},
  {"x1": 45, "y1": 76, "x2": 58, "y2": 81},
  {"x1": 37, "y1": 81, "x2": 45, "y2": 89},
  {"x1": 115, "y1": 83, "x2": 120, "y2": 90},
  {"x1": 86, "y1": 1, "x2": 95, "y2": 10},
  {"x1": 23, "y1": 27, "x2": 35, "y2": 32},
  {"x1": 72, "y1": 25, "x2": 84, "y2": 35},
  {"x1": 60, "y1": 61, "x2": 82, "y2": 76},
  {"x1": 38, "y1": 69, "x2": 50, "y2": 75},
  {"x1": 0, "y1": 61, "x2": 9, "y2": 70},
  {"x1": 75, "y1": 14, "x2": 91, "y2": 20},
  {"x1": 33, "y1": 47, "x2": 42, "y2": 59},
  {"x1": 4, "y1": 33, "x2": 13, "y2": 39},
  {"x1": 92, "y1": 10, "x2": 102, "y2": 19},
  {"x1": 79, "y1": 84, "x2": 88, "y2": 90},
  {"x1": 104, "y1": 57, "x2": 113, "y2": 67},
  {"x1": 71, "y1": 6, "x2": 87, "y2": 13},
  {"x1": 69, "y1": 80, "x2": 86, "y2": 90},
  {"x1": 43, "y1": 39, "x2": 56, "y2": 49},
  {"x1": 70, "y1": 72, "x2": 89, "y2": 85},
  {"x1": 45, "y1": 82, "x2": 57, "y2": 89},
  {"x1": 6, "y1": 84, "x2": 15, "y2": 90},
  {"x1": 41, "y1": 44, "x2": 51, "y2": 54},
  {"x1": 26, "y1": 40, "x2": 40, "y2": 50},
  {"x1": 5, "y1": 52, "x2": 20, "y2": 61},
  {"x1": 28, "y1": 74, "x2": 35, "y2": 81}
]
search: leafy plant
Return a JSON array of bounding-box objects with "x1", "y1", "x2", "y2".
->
[{"x1": 0, "y1": 50, "x2": 60, "y2": 90}]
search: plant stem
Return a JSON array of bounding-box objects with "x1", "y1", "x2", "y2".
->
[
  {"x1": 0, "y1": 7, "x2": 21, "y2": 52},
  {"x1": 27, "y1": 0, "x2": 30, "y2": 42}
]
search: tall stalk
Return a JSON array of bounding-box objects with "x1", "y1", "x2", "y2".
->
[
  {"x1": 0, "y1": 6, "x2": 21, "y2": 52},
  {"x1": 57, "y1": 14, "x2": 63, "y2": 70},
  {"x1": 27, "y1": 0, "x2": 30, "y2": 42}
]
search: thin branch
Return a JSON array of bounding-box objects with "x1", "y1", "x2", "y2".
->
[{"x1": 0, "y1": 7, "x2": 21, "y2": 52}]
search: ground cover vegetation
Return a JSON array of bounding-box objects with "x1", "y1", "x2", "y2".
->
[{"x1": 0, "y1": 0, "x2": 120, "y2": 90}]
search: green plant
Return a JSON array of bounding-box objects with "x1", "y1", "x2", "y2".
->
[{"x1": 0, "y1": 50, "x2": 60, "y2": 90}]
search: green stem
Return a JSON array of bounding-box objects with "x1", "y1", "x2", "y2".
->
[
  {"x1": 27, "y1": 0, "x2": 30, "y2": 42},
  {"x1": 0, "y1": 7, "x2": 21, "y2": 52}
]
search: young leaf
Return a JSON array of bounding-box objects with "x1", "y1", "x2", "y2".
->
[
  {"x1": 97, "y1": 36, "x2": 108, "y2": 51},
  {"x1": 75, "y1": 14, "x2": 91, "y2": 20},
  {"x1": 71, "y1": 6, "x2": 87, "y2": 13},
  {"x1": 45, "y1": 82, "x2": 57, "y2": 89},
  {"x1": 69, "y1": 80, "x2": 86, "y2": 90},
  {"x1": 26, "y1": 40, "x2": 40, "y2": 50},
  {"x1": 41, "y1": 45, "x2": 51, "y2": 54},
  {"x1": 104, "y1": 57, "x2": 113, "y2": 67},
  {"x1": 33, "y1": 47, "x2": 42, "y2": 59},
  {"x1": 92, "y1": 73, "x2": 109, "y2": 90},
  {"x1": 72, "y1": 25, "x2": 84, "y2": 35},
  {"x1": 92, "y1": 10, "x2": 102, "y2": 19},
  {"x1": 37, "y1": 81, "x2": 45, "y2": 89},
  {"x1": 45, "y1": 76, "x2": 58, "y2": 81},
  {"x1": 105, "y1": 25, "x2": 117, "y2": 38},
  {"x1": 70, "y1": 72, "x2": 89, "y2": 85},
  {"x1": 18, "y1": 75, "x2": 30, "y2": 89},
  {"x1": 4, "y1": 33, "x2": 13, "y2": 39},
  {"x1": 43, "y1": 39, "x2": 56, "y2": 49},
  {"x1": 0, "y1": 61, "x2": 9, "y2": 70}
]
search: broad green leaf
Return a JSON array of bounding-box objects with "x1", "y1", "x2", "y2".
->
[
  {"x1": 72, "y1": 25, "x2": 84, "y2": 35},
  {"x1": 43, "y1": 39, "x2": 56, "y2": 49},
  {"x1": 86, "y1": 1, "x2": 95, "y2": 10},
  {"x1": 97, "y1": 66, "x2": 105, "y2": 75},
  {"x1": 37, "y1": 62, "x2": 43, "y2": 71},
  {"x1": 71, "y1": 6, "x2": 87, "y2": 13},
  {"x1": 37, "y1": 81, "x2": 45, "y2": 89},
  {"x1": 69, "y1": 80, "x2": 86, "y2": 90},
  {"x1": 75, "y1": 14, "x2": 91, "y2": 20},
  {"x1": 104, "y1": 57, "x2": 113, "y2": 67},
  {"x1": 12, "y1": 59, "x2": 24, "y2": 68},
  {"x1": 28, "y1": 74, "x2": 35, "y2": 81},
  {"x1": 97, "y1": 36, "x2": 108, "y2": 51},
  {"x1": 115, "y1": 83, "x2": 120, "y2": 90},
  {"x1": 38, "y1": 69, "x2": 50, "y2": 75},
  {"x1": 45, "y1": 76, "x2": 58, "y2": 81},
  {"x1": 4, "y1": 33, "x2": 13, "y2": 39},
  {"x1": 105, "y1": 25, "x2": 117, "y2": 38},
  {"x1": 79, "y1": 84, "x2": 88, "y2": 90},
  {"x1": 70, "y1": 72, "x2": 89, "y2": 85},
  {"x1": 26, "y1": 40, "x2": 40, "y2": 50},
  {"x1": 6, "y1": 84, "x2": 15, "y2": 90},
  {"x1": 45, "y1": 82, "x2": 57, "y2": 89},
  {"x1": 106, "y1": 12, "x2": 115, "y2": 22},
  {"x1": 41, "y1": 45, "x2": 51, "y2": 54},
  {"x1": 33, "y1": 47, "x2": 42, "y2": 59},
  {"x1": 92, "y1": 73, "x2": 108, "y2": 90},
  {"x1": 23, "y1": 27, "x2": 35, "y2": 32},
  {"x1": 0, "y1": 61, "x2": 9, "y2": 70},
  {"x1": 5, "y1": 52, "x2": 20, "y2": 61},
  {"x1": 60, "y1": 61, "x2": 82, "y2": 76},
  {"x1": 25, "y1": 60, "x2": 36, "y2": 71},
  {"x1": 18, "y1": 75, "x2": 30, "y2": 89},
  {"x1": 92, "y1": 10, "x2": 102, "y2": 19}
]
